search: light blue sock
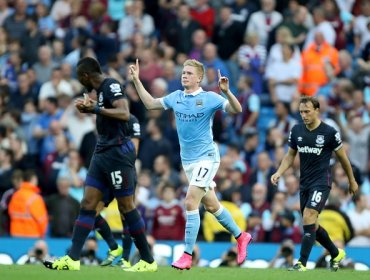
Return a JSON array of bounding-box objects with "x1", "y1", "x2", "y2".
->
[
  {"x1": 184, "y1": 209, "x2": 200, "y2": 254},
  {"x1": 213, "y1": 205, "x2": 242, "y2": 238}
]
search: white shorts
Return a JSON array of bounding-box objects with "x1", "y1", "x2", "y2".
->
[{"x1": 183, "y1": 160, "x2": 220, "y2": 188}]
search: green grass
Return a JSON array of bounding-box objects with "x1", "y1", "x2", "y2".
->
[{"x1": 1, "y1": 265, "x2": 370, "y2": 280}]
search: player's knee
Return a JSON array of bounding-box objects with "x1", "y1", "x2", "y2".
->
[
  {"x1": 117, "y1": 200, "x2": 135, "y2": 214},
  {"x1": 204, "y1": 204, "x2": 218, "y2": 213},
  {"x1": 80, "y1": 198, "x2": 98, "y2": 210},
  {"x1": 184, "y1": 196, "x2": 198, "y2": 211},
  {"x1": 302, "y1": 208, "x2": 318, "y2": 224}
]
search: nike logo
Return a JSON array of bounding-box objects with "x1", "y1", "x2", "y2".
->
[{"x1": 176, "y1": 101, "x2": 183, "y2": 104}]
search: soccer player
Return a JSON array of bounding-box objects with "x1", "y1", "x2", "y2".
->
[
  {"x1": 271, "y1": 96, "x2": 358, "y2": 272},
  {"x1": 129, "y1": 58, "x2": 252, "y2": 270},
  {"x1": 44, "y1": 57, "x2": 157, "y2": 272},
  {"x1": 97, "y1": 113, "x2": 141, "y2": 268}
]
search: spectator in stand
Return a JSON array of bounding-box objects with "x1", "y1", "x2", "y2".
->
[
  {"x1": 7, "y1": 73, "x2": 38, "y2": 111},
  {"x1": 0, "y1": 147, "x2": 14, "y2": 198},
  {"x1": 138, "y1": 118, "x2": 172, "y2": 170},
  {"x1": 164, "y1": 3, "x2": 200, "y2": 55},
  {"x1": 8, "y1": 169, "x2": 48, "y2": 238},
  {"x1": 60, "y1": 104, "x2": 95, "y2": 150},
  {"x1": 238, "y1": 32, "x2": 266, "y2": 95},
  {"x1": 232, "y1": 76, "x2": 260, "y2": 140},
  {"x1": 35, "y1": 2, "x2": 56, "y2": 41},
  {"x1": 299, "y1": 31, "x2": 339, "y2": 96},
  {"x1": 45, "y1": 175, "x2": 80, "y2": 237},
  {"x1": 2, "y1": 0, "x2": 27, "y2": 41},
  {"x1": 151, "y1": 184, "x2": 185, "y2": 241},
  {"x1": 38, "y1": 67, "x2": 74, "y2": 108},
  {"x1": 0, "y1": 169, "x2": 22, "y2": 236},
  {"x1": 32, "y1": 45, "x2": 58, "y2": 84},
  {"x1": 266, "y1": 44, "x2": 301, "y2": 105},
  {"x1": 42, "y1": 132, "x2": 71, "y2": 195},
  {"x1": 268, "y1": 101, "x2": 297, "y2": 140},
  {"x1": 246, "y1": 0, "x2": 283, "y2": 47},
  {"x1": 347, "y1": 193, "x2": 370, "y2": 246},
  {"x1": 188, "y1": 29, "x2": 208, "y2": 61},
  {"x1": 269, "y1": 208, "x2": 302, "y2": 243},
  {"x1": 304, "y1": 6, "x2": 336, "y2": 49},
  {"x1": 273, "y1": 5, "x2": 311, "y2": 50},
  {"x1": 212, "y1": 5, "x2": 244, "y2": 88},
  {"x1": 0, "y1": 0, "x2": 13, "y2": 27},
  {"x1": 152, "y1": 154, "x2": 181, "y2": 189},
  {"x1": 248, "y1": 151, "x2": 276, "y2": 202},
  {"x1": 137, "y1": 49, "x2": 163, "y2": 88},
  {"x1": 343, "y1": 116, "x2": 370, "y2": 177},
  {"x1": 58, "y1": 149, "x2": 87, "y2": 203},
  {"x1": 267, "y1": 26, "x2": 300, "y2": 67},
  {"x1": 190, "y1": 0, "x2": 215, "y2": 38},
  {"x1": 21, "y1": 15, "x2": 47, "y2": 67},
  {"x1": 322, "y1": 0, "x2": 347, "y2": 50},
  {"x1": 284, "y1": 174, "x2": 300, "y2": 212},
  {"x1": 117, "y1": 0, "x2": 155, "y2": 53},
  {"x1": 353, "y1": 0, "x2": 370, "y2": 56},
  {"x1": 230, "y1": 0, "x2": 258, "y2": 29}
]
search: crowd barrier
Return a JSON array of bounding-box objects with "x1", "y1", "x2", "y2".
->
[{"x1": 0, "y1": 238, "x2": 369, "y2": 270}]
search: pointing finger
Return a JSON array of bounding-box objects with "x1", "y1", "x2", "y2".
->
[{"x1": 217, "y1": 69, "x2": 221, "y2": 80}]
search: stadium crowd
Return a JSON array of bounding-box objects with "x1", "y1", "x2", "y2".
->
[{"x1": 0, "y1": 0, "x2": 369, "y2": 259}]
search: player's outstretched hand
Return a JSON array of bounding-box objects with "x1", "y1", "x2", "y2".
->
[
  {"x1": 270, "y1": 173, "x2": 280, "y2": 186},
  {"x1": 218, "y1": 69, "x2": 229, "y2": 93},
  {"x1": 349, "y1": 180, "x2": 359, "y2": 196},
  {"x1": 129, "y1": 59, "x2": 140, "y2": 81}
]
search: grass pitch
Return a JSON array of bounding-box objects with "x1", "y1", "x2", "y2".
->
[{"x1": 1, "y1": 265, "x2": 370, "y2": 280}]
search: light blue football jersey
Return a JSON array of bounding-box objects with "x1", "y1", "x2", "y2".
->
[{"x1": 160, "y1": 88, "x2": 227, "y2": 164}]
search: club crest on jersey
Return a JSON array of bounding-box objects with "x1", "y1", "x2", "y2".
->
[
  {"x1": 315, "y1": 135, "x2": 325, "y2": 147},
  {"x1": 98, "y1": 92, "x2": 103, "y2": 106},
  {"x1": 196, "y1": 99, "x2": 203, "y2": 107}
]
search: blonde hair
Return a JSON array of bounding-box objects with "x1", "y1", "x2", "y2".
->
[{"x1": 183, "y1": 59, "x2": 204, "y2": 81}]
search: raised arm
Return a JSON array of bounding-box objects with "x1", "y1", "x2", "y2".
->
[
  {"x1": 335, "y1": 147, "x2": 359, "y2": 195},
  {"x1": 271, "y1": 147, "x2": 297, "y2": 185},
  {"x1": 129, "y1": 59, "x2": 164, "y2": 110},
  {"x1": 218, "y1": 69, "x2": 242, "y2": 114}
]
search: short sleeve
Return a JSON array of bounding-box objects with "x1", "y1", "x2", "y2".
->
[
  {"x1": 288, "y1": 126, "x2": 297, "y2": 150},
  {"x1": 330, "y1": 129, "x2": 343, "y2": 151},
  {"x1": 105, "y1": 79, "x2": 126, "y2": 103},
  {"x1": 129, "y1": 115, "x2": 141, "y2": 138},
  {"x1": 160, "y1": 90, "x2": 180, "y2": 110}
]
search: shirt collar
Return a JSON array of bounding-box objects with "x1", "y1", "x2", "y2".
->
[{"x1": 183, "y1": 87, "x2": 203, "y2": 97}]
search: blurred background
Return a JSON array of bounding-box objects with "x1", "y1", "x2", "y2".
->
[{"x1": 0, "y1": 0, "x2": 369, "y2": 270}]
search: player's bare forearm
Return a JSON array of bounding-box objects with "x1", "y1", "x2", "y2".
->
[
  {"x1": 277, "y1": 150, "x2": 296, "y2": 176},
  {"x1": 335, "y1": 148, "x2": 356, "y2": 182},
  {"x1": 224, "y1": 90, "x2": 242, "y2": 114},
  {"x1": 99, "y1": 107, "x2": 130, "y2": 121},
  {"x1": 271, "y1": 149, "x2": 296, "y2": 185},
  {"x1": 99, "y1": 99, "x2": 130, "y2": 121},
  {"x1": 131, "y1": 78, "x2": 163, "y2": 110}
]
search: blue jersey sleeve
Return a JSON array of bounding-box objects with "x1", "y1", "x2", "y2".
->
[
  {"x1": 288, "y1": 125, "x2": 297, "y2": 150},
  {"x1": 160, "y1": 90, "x2": 181, "y2": 110},
  {"x1": 209, "y1": 91, "x2": 227, "y2": 112}
]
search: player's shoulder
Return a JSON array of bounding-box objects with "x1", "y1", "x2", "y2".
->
[
  {"x1": 291, "y1": 123, "x2": 305, "y2": 134},
  {"x1": 320, "y1": 121, "x2": 338, "y2": 135},
  {"x1": 103, "y1": 78, "x2": 124, "y2": 92}
]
